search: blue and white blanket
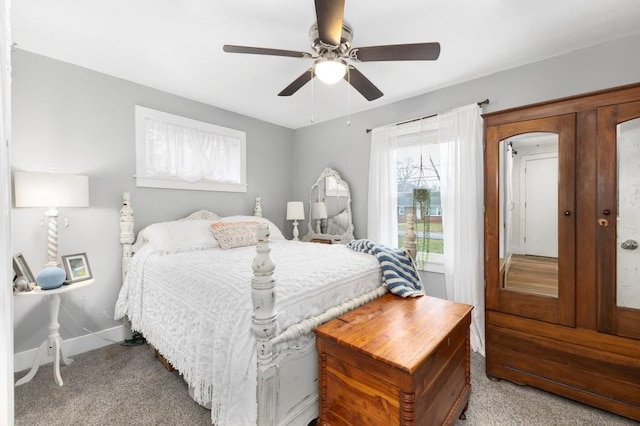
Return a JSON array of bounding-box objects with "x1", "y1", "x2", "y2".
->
[{"x1": 347, "y1": 239, "x2": 424, "y2": 298}]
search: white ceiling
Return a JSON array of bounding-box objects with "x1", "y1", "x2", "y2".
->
[{"x1": 11, "y1": 0, "x2": 640, "y2": 129}]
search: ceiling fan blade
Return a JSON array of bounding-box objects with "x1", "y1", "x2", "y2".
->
[
  {"x1": 223, "y1": 45, "x2": 311, "y2": 58},
  {"x1": 278, "y1": 69, "x2": 315, "y2": 96},
  {"x1": 345, "y1": 66, "x2": 383, "y2": 101},
  {"x1": 353, "y1": 42, "x2": 441, "y2": 62},
  {"x1": 314, "y1": 0, "x2": 345, "y2": 47}
]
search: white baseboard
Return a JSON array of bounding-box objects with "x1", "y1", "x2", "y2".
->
[{"x1": 14, "y1": 325, "x2": 125, "y2": 373}]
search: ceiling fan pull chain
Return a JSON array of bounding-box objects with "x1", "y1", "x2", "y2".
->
[
  {"x1": 310, "y1": 68, "x2": 315, "y2": 124},
  {"x1": 347, "y1": 66, "x2": 351, "y2": 126}
]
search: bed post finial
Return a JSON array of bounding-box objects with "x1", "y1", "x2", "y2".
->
[
  {"x1": 404, "y1": 213, "x2": 417, "y2": 260},
  {"x1": 254, "y1": 195, "x2": 263, "y2": 217}
]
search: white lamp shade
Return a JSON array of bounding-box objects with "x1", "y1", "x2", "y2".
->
[
  {"x1": 314, "y1": 59, "x2": 347, "y2": 85},
  {"x1": 311, "y1": 202, "x2": 328, "y2": 219},
  {"x1": 286, "y1": 201, "x2": 305, "y2": 220},
  {"x1": 14, "y1": 172, "x2": 89, "y2": 208}
]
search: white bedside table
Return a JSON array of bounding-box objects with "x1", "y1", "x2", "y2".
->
[{"x1": 14, "y1": 278, "x2": 95, "y2": 387}]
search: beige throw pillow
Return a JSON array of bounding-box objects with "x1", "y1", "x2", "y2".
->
[{"x1": 210, "y1": 222, "x2": 259, "y2": 249}]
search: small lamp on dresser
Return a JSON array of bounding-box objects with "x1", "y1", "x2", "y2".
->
[
  {"x1": 286, "y1": 201, "x2": 305, "y2": 241},
  {"x1": 311, "y1": 201, "x2": 328, "y2": 234}
]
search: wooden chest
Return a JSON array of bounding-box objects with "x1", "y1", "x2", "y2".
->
[{"x1": 315, "y1": 293, "x2": 473, "y2": 425}]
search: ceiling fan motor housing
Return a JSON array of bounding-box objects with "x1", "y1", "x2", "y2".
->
[{"x1": 310, "y1": 23, "x2": 353, "y2": 56}]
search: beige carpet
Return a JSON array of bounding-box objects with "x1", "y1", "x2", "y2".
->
[{"x1": 14, "y1": 343, "x2": 636, "y2": 425}]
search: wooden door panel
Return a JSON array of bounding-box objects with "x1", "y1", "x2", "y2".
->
[
  {"x1": 485, "y1": 114, "x2": 576, "y2": 326},
  {"x1": 597, "y1": 100, "x2": 640, "y2": 339}
]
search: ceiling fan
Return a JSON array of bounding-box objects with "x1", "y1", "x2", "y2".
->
[{"x1": 223, "y1": 0, "x2": 440, "y2": 101}]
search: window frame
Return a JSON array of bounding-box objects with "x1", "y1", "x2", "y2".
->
[
  {"x1": 395, "y1": 117, "x2": 444, "y2": 272},
  {"x1": 134, "y1": 105, "x2": 247, "y2": 192}
]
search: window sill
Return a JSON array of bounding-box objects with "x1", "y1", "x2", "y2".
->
[
  {"x1": 135, "y1": 176, "x2": 247, "y2": 193},
  {"x1": 415, "y1": 253, "x2": 444, "y2": 274},
  {"x1": 418, "y1": 261, "x2": 444, "y2": 274}
]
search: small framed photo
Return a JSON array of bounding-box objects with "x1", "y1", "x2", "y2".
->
[
  {"x1": 61, "y1": 253, "x2": 93, "y2": 283},
  {"x1": 13, "y1": 253, "x2": 35, "y2": 285}
]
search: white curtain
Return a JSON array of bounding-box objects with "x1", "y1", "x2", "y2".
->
[
  {"x1": 367, "y1": 126, "x2": 398, "y2": 247},
  {"x1": 439, "y1": 104, "x2": 485, "y2": 356},
  {"x1": 145, "y1": 118, "x2": 242, "y2": 183}
]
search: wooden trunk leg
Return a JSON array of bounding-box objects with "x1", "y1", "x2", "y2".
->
[{"x1": 458, "y1": 402, "x2": 469, "y2": 420}]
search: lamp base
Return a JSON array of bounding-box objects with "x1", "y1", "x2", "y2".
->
[
  {"x1": 45, "y1": 208, "x2": 60, "y2": 267},
  {"x1": 292, "y1": 220, "x2": 300, "y2": 241}
]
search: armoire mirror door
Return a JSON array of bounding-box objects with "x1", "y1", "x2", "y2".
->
[
  {"x1": 597, "y1": 100, "x2": 640, "y2": 339},
  {"x1": 485, "y1": 114, "x2": 576, "y2": 326}
]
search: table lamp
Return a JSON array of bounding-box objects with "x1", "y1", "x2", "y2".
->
[
  {"x1": 14, "y1": 170, "x2": 89, "y2": 267},
  {"x1": 286, "y1": 201, "x2": 305, "y2": 241},
  {"x1": 311, "y1": 202, "x2": 328, "y2": 234}
]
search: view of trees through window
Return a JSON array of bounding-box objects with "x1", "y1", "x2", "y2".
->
[{"x1": 396, "y1": 142, "x2": 443, "y2": 267}]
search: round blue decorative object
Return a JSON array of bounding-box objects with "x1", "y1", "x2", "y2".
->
[{"x1": 36, "y1": 266, "x2": 66, "y2": 290}]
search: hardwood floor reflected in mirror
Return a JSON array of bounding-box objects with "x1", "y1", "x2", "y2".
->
[{"x1": 504, "y1": 254, "x2": 558, "y2": 297}]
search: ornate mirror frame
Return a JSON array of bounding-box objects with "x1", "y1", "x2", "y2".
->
[{"x1": 304, "y1": 167, "x2": 355, "y2": 244}]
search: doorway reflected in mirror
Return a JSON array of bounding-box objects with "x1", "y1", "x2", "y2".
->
[{"x1": 500, "y1": 132, "x2": 559, "y2": 298}]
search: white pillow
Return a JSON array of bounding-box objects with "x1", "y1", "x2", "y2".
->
[
  {"x1": 219, "y1": 215, "x2": 285, "y2": 240},
  {"x1": 327, "y1": 210, "x2": 350, "y2": 235},
  {"x1": 144, "y1": 219, "x2": 219, "y2": 254}
]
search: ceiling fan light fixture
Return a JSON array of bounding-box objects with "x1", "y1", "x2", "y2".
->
[
  {"x1": 314, "y1": 58, "x2": 347, "y2": 85},
  {"x1": 223, "y1": 2, "x2": 439, "y2": 101}
]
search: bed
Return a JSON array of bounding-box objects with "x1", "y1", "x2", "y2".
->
[{"x1": 115, "y1": 192, "x2": 418, "y2": 425}]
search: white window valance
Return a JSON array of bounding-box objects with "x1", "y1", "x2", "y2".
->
[{"x1": 135, "y1": 106, "x2": 247, "y2": 192}]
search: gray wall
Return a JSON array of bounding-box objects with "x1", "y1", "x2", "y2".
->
[
  {"x1": 292, "y1": 33, "x2": 640, "y2": 297},
  {"x1": 11, "y1": 32, "x2": 640, "y2": 354},
  {"x1": 11, "y1": 50, "x2": 294, "y2": 353}
]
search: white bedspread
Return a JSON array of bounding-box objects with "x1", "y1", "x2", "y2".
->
[{"x1": 115, "y1": 240, "x2": 382, "y2": 425}]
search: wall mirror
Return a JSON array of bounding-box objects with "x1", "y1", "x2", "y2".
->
[
  {"x1": 499, "y1": 132, "x2": 559, "y2": 298},
  {"x1": 304, "y1": 167, "x2": 354, "y2": 244}
]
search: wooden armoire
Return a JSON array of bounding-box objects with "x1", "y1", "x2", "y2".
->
[{"x1": 484, "y1": 82, "x2": 640, "y2": 421}]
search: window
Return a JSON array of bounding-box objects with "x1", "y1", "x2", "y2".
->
[
  {"x1": 135, "y1": 106, "x2": 247, "y2": 192},
  {"x1": 396, "y1": 117, "x2": 444, "y2": 270},
  {"x1": 370, "y1": 104, "x2": 484, "y2": 352}
]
